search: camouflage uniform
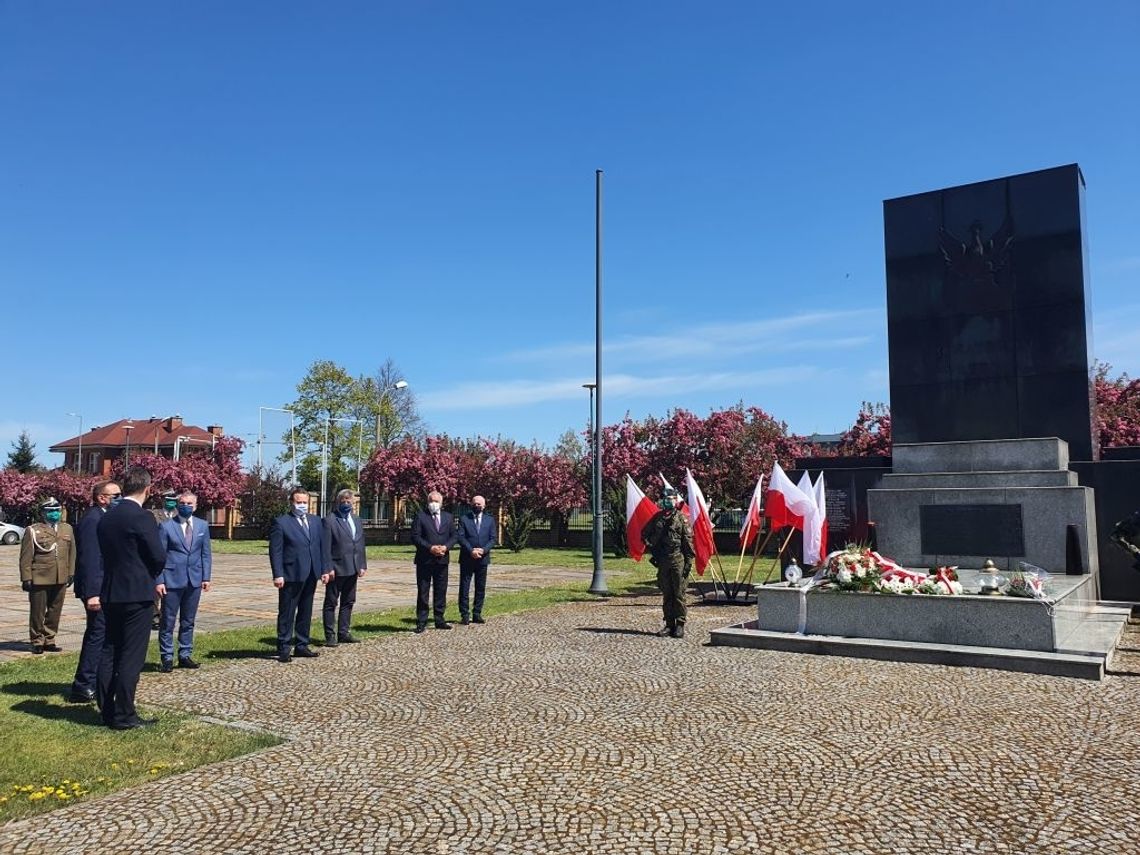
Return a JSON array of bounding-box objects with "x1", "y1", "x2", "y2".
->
[
  {"x1": 19, "y1": 520, "x2": 76, "y2": 648},
  {"x1": 642, "y1": 508, "x2": 695, "y2": 634}
]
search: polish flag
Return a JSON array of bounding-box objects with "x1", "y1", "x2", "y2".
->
[
  {"x1": 625, "y1": 474, "x2": 657, "y2": 562},
  {"x1": 684, "y1": 468, "x2": 717, "y2": 576},
  {"x1": 763, "y1": 462, "x2": 814, "y2": 532},
  {"x1": 797, "y1": 470, "x2": 824, "y2": 566},
  {"x1": 812, "y1": 473, "x2": 829, "y2": 562},
  {"x1": 739, "y1": 475, "x2": 764, "y2": 550}
]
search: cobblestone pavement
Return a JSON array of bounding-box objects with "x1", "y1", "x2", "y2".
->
[
  {"x1": 3, "y1": 594, "x2": 1140, "y2": 854},
  {"x1": 0, "y1": 548, "x2": 588, "y2": 661}
]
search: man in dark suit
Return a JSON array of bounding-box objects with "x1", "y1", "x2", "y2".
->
[
  {"x1": 269, "y1": 487, "x2": 328, "y2": 663},
  {"x1": 155, "y1": 490, "x2": 212, "y2": 672},
  {"x1": 458, "y1": 494, "x2": 497, "y2": 625},
  {"x1": 410, "y1": 490, "x2": 456, "y2": 633},
  {"x1": 97, "y1": 466, "x2": 167, "y2": 730},
  {"x1": 68, "y1": 479, "x2": 120, "y2": 703},
  {"x1": 321, "y1": 488, "x2": 367, "y2": 646}
]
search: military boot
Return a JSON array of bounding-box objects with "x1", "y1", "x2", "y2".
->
[
  {"x1": 656, "y1": 623, "x2": 674, "y2": 637},
  {"x1": 672, "y1": 624, "x2": 685, "y2": 639}
]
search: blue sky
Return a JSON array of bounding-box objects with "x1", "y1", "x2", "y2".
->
[{"x1": 2, "y1": 1, "x2": 1138, "y2": 468}]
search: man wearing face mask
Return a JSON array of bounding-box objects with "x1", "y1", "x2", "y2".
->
[
  {"x1": 458, "y1": 495, "x2": 497, "y2": 625},
  {"x1": 155, "y1": 491, "x2": 212, "y2": 672},
  {"x1": 269, "y1": 487, "x2": 329, "y2": 662},
  {"x1": 19, "y1": 497, "x2": 76, "y2": 654},
  {"x1": 149, "y1": 490, "x2": 179, "y2": 629},
  {"x1": 410, "y1": 490, "x2": 456, "y2": 633},
  {"x1": 321, "y1": 489, "x2": 367, "y2": 646},
  {"x1": 640, "y1": 487, "x2": 695, "y2": 639},
  {"x1": 97, "y1": 466, "x2": 167, "y2": 729},
  {"x1": 68, "y1": 480, "x2": 120, "y2": 702}
]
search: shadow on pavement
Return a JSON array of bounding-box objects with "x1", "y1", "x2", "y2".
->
[{"x1": 576, "y1": 626, "x2": 662, "y2": 637}]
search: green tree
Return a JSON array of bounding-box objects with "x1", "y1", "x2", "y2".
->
[
  {"x1": 283, "y1": 360, "x2": 364, "y2": 504},
  {"x1": 6, "y1": 430, "x2": 43, "y2": 474}
]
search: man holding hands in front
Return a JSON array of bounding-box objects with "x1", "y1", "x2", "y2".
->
[{"x1": 410, "y1": 490, "x2": 456, "y2": 633}]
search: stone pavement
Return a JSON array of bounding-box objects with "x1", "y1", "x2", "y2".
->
[
  {"x1": 3, "y1": 591, "x2": 1140, "y2": 853},
  {"x1": 0, "y1": 546, "x2": 588, "y2": 661}
]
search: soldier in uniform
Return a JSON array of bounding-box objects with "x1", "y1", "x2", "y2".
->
[
  {"x1": 641, "y1": 487, "x2": 695, "y2": 639},
  {"x1": 18, "y1": 497, "x2": 76, "y2": 654}
]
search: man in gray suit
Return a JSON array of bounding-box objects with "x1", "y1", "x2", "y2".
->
[{"x1": 321, "y1": 489, "x2": 367, "y2": 646}]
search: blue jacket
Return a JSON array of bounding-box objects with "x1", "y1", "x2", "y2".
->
[
  {"x1": 458, "y1": 511, "x2": 497, "y2": 568},
  {"x1": 73, "y1": 505, "x2": 108, "y2": 601},
  {"x1": 158, "y1": 516, "x2": 212, "y2": 588},
  {"x1": 269, "y1": 512, "x2": 328, "y2": 583}
]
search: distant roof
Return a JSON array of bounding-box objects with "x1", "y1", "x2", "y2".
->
[
  {"x1": 806, "y1": 432, "x2": 844, "y2": 444},
  {"x1": 50, "y1": 417, "x2": 221, "y2": 452}
]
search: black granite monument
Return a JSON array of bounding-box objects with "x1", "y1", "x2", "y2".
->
[{"x1": 883, "y1": 164, "x2": 1096, "y2": 462}]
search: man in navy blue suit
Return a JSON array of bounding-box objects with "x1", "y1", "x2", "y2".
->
[
  {"x1": 321, "y1": 488, "x2": 367, "y2": 646},
  {"x1": 269, "y1": 487, "x2": 329, "y2": 663},
  {"x1": 68, "y1": 479, "x2": 120, "y2": 703},
  {"x1": 410, "y1": 490, "x2": 456, "y2": 633},
  {"x1": 156, "y1": 490, "x2": 212, "y2": 672},
  {"x1": 458, "y1": 494, "x2": 497, "y2": 625},
  {"x1": 97, "y1": 466, "x2": 167, "y2": 730}
]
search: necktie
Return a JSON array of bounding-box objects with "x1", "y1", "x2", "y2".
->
[
  {"x1": 475, "y1": 514, "x2": 482, "y2": 531},
  {"x1": 184, "y1": 520, "x2": 193, "y2": 546},
  {"x1": 433, "y1": 514, "x2": 440, "y2": 532},
  {"x1": 347, "y1": 515, "x2": 355, "y2": 538},
  {"x1": 300, "y1": 515, "x2": 309, "y2": 534}
]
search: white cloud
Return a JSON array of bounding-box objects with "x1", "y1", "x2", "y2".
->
[
  {"x1": 491, "y1": 308, "x2": 879, "y2": 365},
  {"x1": 419, "y1": 366, "x2": 822, "y2": 411}
]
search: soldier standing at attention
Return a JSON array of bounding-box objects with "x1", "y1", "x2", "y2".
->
[
  {"x1": 149, "y1": 489, "x2": 178, "y2": 628},
  {"x1": 18, "y1": 497, "x2": 76, "y2": 654},
  {"x1": 641, "y1": 487, "x2": 695, "y2": 639}
]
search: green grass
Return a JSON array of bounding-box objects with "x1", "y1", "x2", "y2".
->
[
  {"x1": 213, "y1": 539, "x2": 644, "y2": 571},
  {"x1": 0, "y1": 556, "x2": 657, "y2": 823}
]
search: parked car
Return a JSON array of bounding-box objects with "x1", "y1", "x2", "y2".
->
[{"x1": 1, "y1": 522, "x2": 25, "y2": 545}]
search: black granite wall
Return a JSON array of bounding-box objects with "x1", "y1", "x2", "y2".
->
[{"x1": 884, "y1": 164, "x2": 1097, "y2": 461}]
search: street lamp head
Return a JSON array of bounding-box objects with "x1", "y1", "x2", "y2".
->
[
  {"x1": 582, "y1": 383, "x2": 596, "y2": 390},
  {"x1": 393, "y1": 380, "x2": 408, "y2": 390}
]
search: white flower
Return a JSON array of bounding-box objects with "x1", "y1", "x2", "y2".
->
[{"x1": 837, "y1": 568, "x2": 852, "y2": 584}]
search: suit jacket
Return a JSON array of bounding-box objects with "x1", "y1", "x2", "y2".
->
[
  {"x1": 411, "y1": 510, "x2": 456, "y2": 567},
  {"x1": 98, "y1": 499, "x2": 168, "y2": 604},
  {"x1": 158, "y1": 516, "x2": 212, "y2": 588},
  {"x1": 269, "y1": 512, "x2": 328, "y2": 583},
  {"x1": 458, "y1": 511, "x2": 497, "y2": 568},
  {"x1": 324, "y1": 512, "x2": 367, "y2": 576},
  {"x1": 73, "y1": 505, "x2": 107, "y2": 600},
  {"x1": 19, "y1": 522, "x2": 76, "y2": 586}
]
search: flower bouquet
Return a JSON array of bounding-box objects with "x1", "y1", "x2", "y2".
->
[
  {"x1": 823, "y1": 545, "x2": 883, "y2": 592},
  {"x1": 915, "y1": 566, "x2": 963, "y2": 596},
  {"x1": 1005, "y1": 562, "x2": 1048, "y2": 599}
]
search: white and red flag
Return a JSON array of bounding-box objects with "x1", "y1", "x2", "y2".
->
[
  {"x1": 684, "y1": 468, "x2": 717, "y2": 576},
  {"x1": 812, "y1": 473, "x2": 829, "y2": 562},
  {"x1": 797, "y1": 470, "x2": 825, "y2": 566},
  {"x1": 625, "y1": 474, "x2": 657, "y2": 562},
  {"x1": 739, "y1": 475, "x2": 764, "y2": 550},
  {"x1": 763, "y1": 462, "x2": 814, "y2": 532}
]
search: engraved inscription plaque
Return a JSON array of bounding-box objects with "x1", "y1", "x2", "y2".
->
[{"x1": 920, "y1": 504, "x2": 1025, "y2": 557}]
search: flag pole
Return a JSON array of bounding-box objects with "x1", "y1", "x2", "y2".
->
[
  {"x1": 734, "y1": 517, "x2": 753, "y2": 582},
  {"x1": 741, "y1": 525, "x2": 774, "y2": 586},
  {"x1": 759, "y1": 526, "x2": 798, "y2": 586},
  {"x1": 588, "y1": 169, "x2": 606, "y2": 594}
]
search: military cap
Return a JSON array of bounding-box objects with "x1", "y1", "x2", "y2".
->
[{"x1": 40, "y1": 497, "x2": 61, "y2": 511}]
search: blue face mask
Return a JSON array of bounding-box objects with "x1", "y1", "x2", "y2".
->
[
  {"x1": 177, "y1": 504, "x2": 194, "y2": 518},
  {"x1": 338, "y1": 503, "x2": 353, "y2": 515},
  {"x1": 44, "y1": 510, "x2": 62, "y2": 523},
  {"x1": 111, "y1": 495, "x2": 123, "y2": 507}
]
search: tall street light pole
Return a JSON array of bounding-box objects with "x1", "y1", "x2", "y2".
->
[
  {"x1": 67, "y1": 412, "x2": 82, "y2": 473},
  {"x1": 589, "y1": 169, "x2": 606, "y2": 594},
  {"x1": 123, "y1": 422, "x2": 134, "y2": 467},
  {"x1": 372, "y1": 380, "x2": 408, "y2": 522}
]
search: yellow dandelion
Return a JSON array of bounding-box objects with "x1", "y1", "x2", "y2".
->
[
  {"x1": 56, "y1": 793, "x2": 70, "y2": 801},
  {"x1": 28, "y1": 792, "x2": 45, "y2": 802},
  {"x1": 110, "y1": 763, "x2": 120, "y2": 770}
]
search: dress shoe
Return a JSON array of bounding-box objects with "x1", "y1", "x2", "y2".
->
[
  {"x1": 434, "y1": 622, "x2": 453, "y2": 630},
  {"x1": 110, "y1": 717, "x2": 158, "y2": 731},
  {"x1": 324, "y1": 636, "x2": 338, "y2": 648},
  {"x1": 278, "y1": 652, "x2": 292, "y2": 663},
  {"x1": 655, "y1": 625, "x2": 674, "y2": 637},
  {"x1": 460, "y1": 617, "x2": 471, "y2": 625},
  {"x1": 160, "y1": 659, "x2": 173, "y2": 673},
  {"x1": 68, "y1": 689, "x2": 96, "y2": 704},
  {"x1": 338, "y1": 634, "x2": 361, "y2": 644},
  {"x1": 43, "y1": 643, "x2": 62, "y2": 653},
  {"x1": 178, "y1": 657, "x2": 200, "y2": 669},
  {"x1": 472, "y1": 616, "x2": 485, "y2": 624},
  {"x1": 293, "y1": 647, "x2": 319, "y2": 658},
  {"x1": 414, "y1": 624, "x2": 427, "y2": 634},
  {"x1": 673, "y1": 625, "x2": 686, "y2": 639},
  {"x1": 31, "y1": 645, "x2": 44, "y2": 655}
]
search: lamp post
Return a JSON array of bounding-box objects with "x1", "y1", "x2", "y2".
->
[
  {"x1": 582, "y1": 383, "x2": 596, "y2": 526},
  {"x1": 589, "y1": 169, "x2": 606, "y2": 594},
  {"x1": 259, "y1": 406, "x2": 298, "y2": 486},
  {"x1": 123, "y1": 422, "x2": 134, "y2": 467},
  {"x1": 67, "y1": 412, "x2": 83, "y2": 473}
]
